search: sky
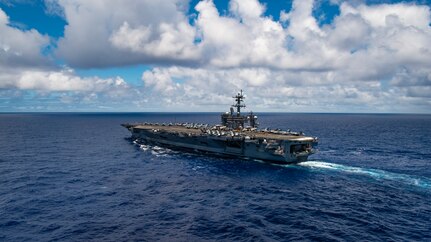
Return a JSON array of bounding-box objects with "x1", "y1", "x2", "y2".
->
[{"x1": 0, "y1": 0, "x2": 430, "y2": 113}]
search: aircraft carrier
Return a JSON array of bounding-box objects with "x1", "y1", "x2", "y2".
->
[{"x1": 122, "y1": 90, "x2": 318, "y2": 163}]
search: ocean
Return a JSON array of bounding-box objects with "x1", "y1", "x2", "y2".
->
[{"x1": 0, "y1": 113, "x2": 430, "y2": 241}]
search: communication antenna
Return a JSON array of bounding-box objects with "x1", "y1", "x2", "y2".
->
[{"x1": 232, "y1": 89, "x2": 246, "y2": 116}]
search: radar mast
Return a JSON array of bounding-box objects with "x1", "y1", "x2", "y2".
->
[{"x1": 232, "y1": 90, "x2": 246, "y2": 116}]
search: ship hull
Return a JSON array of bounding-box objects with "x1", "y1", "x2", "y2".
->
[
  {"x1": 122, "y1": 90, "x2": 318, "y2": 164},
  {"x1": 129, "y1": 127, "x2": 315, "y2": 164}
]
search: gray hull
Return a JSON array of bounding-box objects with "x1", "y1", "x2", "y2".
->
[{"x1": 129, "y1": 126, "x2": 316, "y2": 164}]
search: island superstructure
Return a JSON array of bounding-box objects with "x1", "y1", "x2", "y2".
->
[{"x1": 122, "y1": 90, "x2": 318, "y2": 163}]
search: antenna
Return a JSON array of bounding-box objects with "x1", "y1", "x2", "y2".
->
[{"x1": 232, "y1": 89, "x2": 246, "y2": 116}]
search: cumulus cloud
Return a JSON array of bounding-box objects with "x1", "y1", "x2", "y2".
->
[
  {"x1": 340, "y1": 2, "x2": 430, "y2": 29},
  {"x1": 326, "y1": 2, "x2": 431, "y2": 90},
  {"x1": 195, "y1": 0, "x2": 292, "y2": 68},
  {"x1": 0, "y1": 7, "x2": 137, "y2": 111},
  {"x1": 56, "y1": 0, "x2": 198, "y2": 68},
  {"x1": 55, "y1": 0, "x2": 431, "y2": 73},
  {"x1": 0, "y1": 65, "x2": 132, "y2": 99},
  {"x1": 0, "y1": 7, "x2": 131, "y2": 92},
  {"x1": 0, "y1": 8, "x2": 51, "y2": 68},
  {"x1": 141, "y1": 66, "x2": 407, "y2": 112},
  {"x1": 0, "y1": 64, "x2": 137, "y2": 111},
  {"x1": 109, "y1": 20, "x2": 199, "y2": 61},
  {"x1": 1, "y1": 0, "x2": 431, "y2": 112},
  {"x1": 16, "y1": 69, "x2": 129, "y2": 92},
  {"x1": 56, "y1": 0, "x2": 330, "y2": 70},
  {"x1": 137, "y1": 0, "x2": 431, "y2": 112}
]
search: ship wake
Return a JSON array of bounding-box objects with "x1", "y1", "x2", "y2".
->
[
  {"x1": 133, "y1": 140, "x2": 177, "y2": 157},
  {"x1": 296, "y1": 161, "x2": 431, "y2": 189}
]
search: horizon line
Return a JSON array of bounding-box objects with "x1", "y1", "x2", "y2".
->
[{"x1": 1, "y1": 111, "x2": 430, "y2": 115}]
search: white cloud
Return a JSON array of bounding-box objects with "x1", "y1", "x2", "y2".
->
[
  {"x1": 0, "y1": 7, "x2": 130, "y2": 93},
  {"x1": 1, "y1": 0, "x2": 431, "y2": 112},
  {"x1": 54, "y1": 0, "x2": 431, "y2": 111},
  {"x1": 195, "y1": 0, "x2": 291, "y2": 68},
  {"x1": 287, "y1": 0, "x2": 324, "y2": 40},
  {"x1": 137, "y1": 0, "x2": 431, "y2": 113},
  {"x1": 109, "y1": 20, "x2": 199, "y2": 61},
  {"x1": 54, "y1": 0, "x2": 431, "y2": 75},
  {"x1": 0, "y1": 8, "x2": 50, "y2": 68},
  {"x1": 142, "y1": 67, "x2": 179, "y2": 94},
  {"x1": 0, "y1": 7, "x2": 136, "y2": 111},
  {"x1": 0, "y1": 65, "x2": 138, "y2": 111},
  {"x1": 56, "y1": 0, "x2": 197, "y2": 68},
  {"x1": 0, "y1": 65, "x2": 132, "y2": 98},
  {"x1": 17, "y1": 69, "x2": 129, "y2": 92},
  {"x1": 327, "y1": 13, "x2": 371, "y2": 51},
  {"x1": 229, "y1": 0, "x2": 265, "y2": 21},
  {"x1": 141, "y1": 66, "x2": 410, "y2": 112},
  {"x1": 340, "y1": 2, "x2": 430, "y2": 29}
]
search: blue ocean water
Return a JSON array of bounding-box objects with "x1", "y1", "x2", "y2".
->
[{"x1": 0, "y1": 113, "x2": 430, "y2": 241}]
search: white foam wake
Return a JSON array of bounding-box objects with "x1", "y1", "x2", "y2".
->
[
  {"x1": 134, "y1": 141, "x2": 177, "y2": 157},
  {"x1": 297, "y1": 161, "x2": 431, "y2": 189}
]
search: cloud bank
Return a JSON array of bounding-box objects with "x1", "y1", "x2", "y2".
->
[
  {"x1": 0, "y1": 0, "x2": 430, "y2": 112},
  {"x1": 0, "y1": 6, "x2": 133, "y2": 110}
]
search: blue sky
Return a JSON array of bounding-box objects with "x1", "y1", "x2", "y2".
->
[{"x1": 0, "y1": 0, "x2": 430, "y2": 112}]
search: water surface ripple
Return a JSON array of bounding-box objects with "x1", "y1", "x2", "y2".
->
[{"x1": 0, "y1": 113, "x2": 430, "y2": 241}]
